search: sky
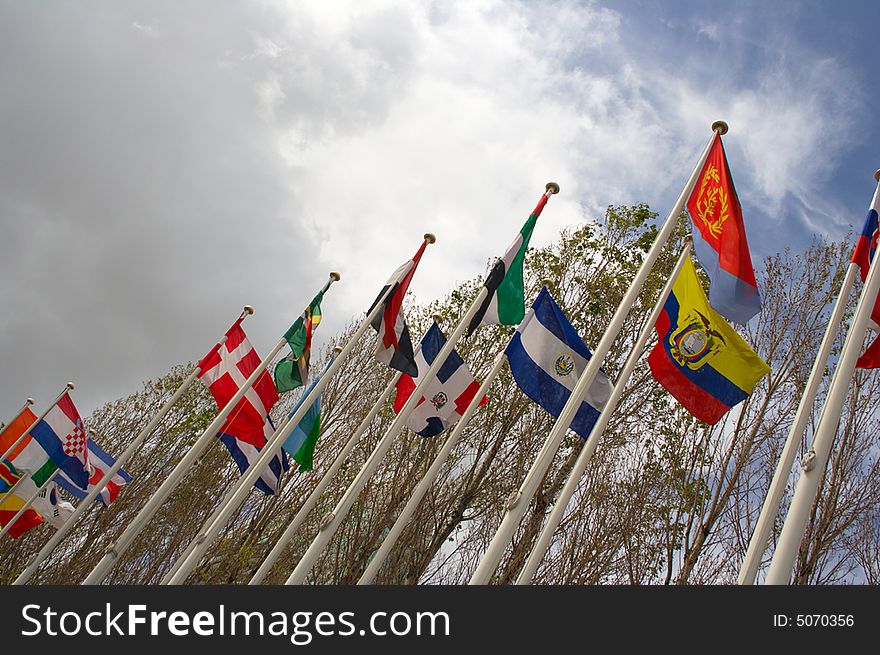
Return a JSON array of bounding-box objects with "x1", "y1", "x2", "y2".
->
[{"x1": 1, "y1": 0, "x2": 878, "y2": 423}]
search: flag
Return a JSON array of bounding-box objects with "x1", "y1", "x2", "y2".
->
[
  {"x1": 31, "y1": 483, "x2": 75, "y2": 529},
  {"x1": 467, "y1": 191, "x2": 551, "y2": 335},
  {"x1": 198, "y1": 321, "x2": 288, "y2": 496},
  {"x1": 275, "y1": 290, "x2": 324, "y2": 392},
  {"x1": 0, "y1": 478, "x2": 44, "y2": 538},
  {"x1": 853, "y1": 191, "x2": 880, "y2": 368},
  {"x1": 394, "y1": 323, "x2": 487, "y2": 437},
  {"x1": 28, "y1": 393, "x2": 90, "y2": 489},
  {"x1": 648, "y1": 257, "x2": 770, "y2": 424},
  {"x1": 282, "y1": 373, "x2": 326, "y2": 473},
  {"x1": 687, "y1": 131, "x2": 761, "y2": 324},
  {"x1": 505, "y1": 288, "x2": 613, "y2": 439},
  {"x1": 368, "y1": 241, "x2": 427, "y2": 376},
  {"x1": 56, "y1": 439, "x2": 132, "y2": 506},
  {"x1": 1, "y1": 407, "x2": 58, "y2": 486}
]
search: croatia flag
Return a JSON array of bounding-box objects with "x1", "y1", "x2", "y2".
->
[
  {"x1": 394, "y1": 323, "x2": 487, "y2": 437},
  {"x1": 687, "y1": 132, "x2": 761, "y2": 324},
  {"x1": 56, "y1": 439, "x2": 132, "y2": 506},
  {"x1": 852, "y1": 187, "x2": 880, "y2": 368},
  {"x1": 368, "y1": 240, "x2": 427, "y2": 377},
  {"x1": 29, "y1": 392, "x2": 90, "y2": 490},
  {"x1": 198, "y1": 320, "x2": 288, "y2": 495}
]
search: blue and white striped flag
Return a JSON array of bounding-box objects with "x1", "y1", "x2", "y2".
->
[{"x1": 505, "y1": 287, "x2": 613, "y2": 439}]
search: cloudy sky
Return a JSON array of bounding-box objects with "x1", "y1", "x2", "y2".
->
[{"x1": 1, "y1": 0, "x2": 877, "y2": 422}]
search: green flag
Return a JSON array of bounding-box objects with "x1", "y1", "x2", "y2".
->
[{"x1": 275, "y1": 290, "x2": 323, "y2": 393}]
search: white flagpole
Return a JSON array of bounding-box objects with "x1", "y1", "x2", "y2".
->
[
  {"x1": 12, "y1": 308, "x2": 254, "y2": 586},
  {"x1": 737, "y1": 263, "x2": 860, "y2": 585},
  {"x1": 159, "y1": 350, "x2": 342, "y2": 585},
  {"x1": 515, "y1": 240, "x2": 692, "y2": 585},
  {"x1": 0, "y1": 397, "x2": 35, "y2": 443},
  {"x1": 358, "y1": 349, "x2": 507, "y2": 585},
  {"x1": 0, "y1": 469, "x2": 61, "y2": 539},
  {"x1": 764, "y1": 170, "x2": 880, "y2": 585},
  {"x1": 285, "y1": 185, "x2": 559, "y2": 586},
  {"x1": 469, "y1": 123, "x2": 722, "y2": 585},
  {"x1": 163, "y1": 247, "x2": 431, "y2": 585},
  {"x1": 249, "y1": 370, "x2": 403, "y2": 584},
  {"x1": 82, "y1": 276, "x2": 339, "y2": 585},
  {"x1": 1, "y1": 384, "x2": 74, "y2": 464}
]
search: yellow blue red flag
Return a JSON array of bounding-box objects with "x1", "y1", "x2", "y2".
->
[{"x1": 648, "y1": 258, "x2": 770, "y2": 424}]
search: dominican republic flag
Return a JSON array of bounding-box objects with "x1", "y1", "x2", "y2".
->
[
  {"x1": 198, "y1": 320, "x2": 288, "y2": 496},
  {"x1": 56, "y1": 439, "x2": 132, "y2": 506},
  {"x1": 687, "y1": 131, "x2": 761, "y2": 324},
  {"x1": 505, "y1": 288, "x2": 613, "y2": 439},
  {"x1": 368, "y1": 240, "x2": 427, "y2": 377},
  {"x1": 29, "y1": 392, "x2": 90, "y2": 490},
  {"x1": 467, "y1": 188, "x2": 554, "y2": 335},
  {"x1": 394, "y1": 323, "x2": 487, "y2": 437},
  {"x1": 853, "y1": 185, "x2": 880, "y2": 368}
]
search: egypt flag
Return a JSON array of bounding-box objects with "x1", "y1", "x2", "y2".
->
[
  {"x1": 687, "y1": 132, "x2": 761, "y2": 324},
  {"x1": 853, "y1": 185, "x2": 880, "y2": 368},
  {"x1": 467, "y1": 186, "x2": 556, "y2": 335},
  {"x1": 368, "y1": 240, "x2": 427, "y2": 377},
  {"x1": 648, "y1": 258, "x2": 770, "y2": 424},
  {"x1": 28, "y1": 393, "x2": 90, "y2": 490},
  {"x1": 275, "y1": 290, "x2": 324, "y2": 392},
  {"x1": 394, "y1": 323, "x2": 487, "y2": 437},
  {"x1": 198, "y1": 320, "x2": 289, "y2": 496},
  {"x1": 56, "y1": 439, "x2": 132, "y2": 506}
]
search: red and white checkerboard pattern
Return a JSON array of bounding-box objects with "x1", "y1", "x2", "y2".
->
[{"x1": 61, "y1": 421, "x2": 87, "y2": 458}]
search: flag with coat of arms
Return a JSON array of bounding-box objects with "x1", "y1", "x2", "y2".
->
[{"x1": 505, "y1": 287, "x2": 613, "y2": 439}]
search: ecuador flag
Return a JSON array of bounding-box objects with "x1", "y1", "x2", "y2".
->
[{"x1": 648, "y1": 258, "x2": 770, "y2": 424}]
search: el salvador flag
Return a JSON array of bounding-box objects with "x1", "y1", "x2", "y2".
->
[{"x1": 505, "y1": 288, "x2": 613, "y2": 439}]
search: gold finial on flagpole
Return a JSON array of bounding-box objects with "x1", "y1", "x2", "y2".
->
[
  {"x1": 66, "y1": 382, "x2": 75, "y2": 390},
  {"x1": 545, "y1": 182, "x2": 560, "y2": 195},
  {"x1": 333, "y1": 346, "x2": 343, "y2": 355},
  {"x1": 243, "y1": 305, "x2": 254, "y2": 315},
  {"x1": 711, "y1": 120, "x2": 729, "y2": 135},
  {"x1": 329, "y1": 272, "x2": 341, "y2": 283},
  {"x1": 873, "y1": 169, "x2": 880, "y2": 183},
  {"x1": 26, "y1": 397, "x2": 34, "y2": 405},
  {"x1": 432, "y1": 313, "x2": 443, "y2": 326},
  {"x1": 423, "y1": 233, "x2": 436, "y2": 244}
]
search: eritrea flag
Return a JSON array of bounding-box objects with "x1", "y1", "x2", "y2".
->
[{"x1": 687, "y1": 132, "x2": 761, "y2": 324}]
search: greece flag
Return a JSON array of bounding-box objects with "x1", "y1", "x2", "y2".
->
[{"x1": 505, "y1": 287, "x2": 613, "y2": 439}]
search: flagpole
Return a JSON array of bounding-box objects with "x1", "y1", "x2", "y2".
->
[
  {"x1": 0, "y1": 469, "x2": 61, "y2": 540},
  {"x1": 764, "y1": 169, "x2": 880, "y2": 585},
  {"x1": 1, "y1": 384, "x2": 74, "y2": 464},
  {"x1": 163, "y1": 251, "x2": 429, "y2": 585},
  {"x1": 82, "y1": 277, "x2": 338, "y2": 586},
  {"x1": 249, "y1": 370, "x2": 403, "y2": 584},
  {"x1": 0, "y1": 397, "x2": 35, "y2": 441},
  {"x1": 159, "y1": 350, "x2": 342, "y2": 586},
  {"x1": 13, "y1": 307, "x2": 254, "y2": 585},
  {"x1": 515, "y1": 240, "x2": 693, "y2": 585},
  {"x1": 737, "y1": 263, "x2": 860, "y2": 585},
  {"x1": 469, "y1": 123, "x2": 722, "y2": 585},
  {"x1": 285, "y1": 184, "x2": 558, "y2": 586},
  {"x1": 358, "y1": 349, "x2": 507, "y2": 585}
]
